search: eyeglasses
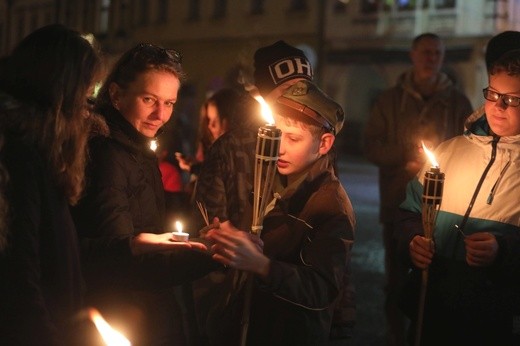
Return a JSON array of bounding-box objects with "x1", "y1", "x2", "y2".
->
[
  {"x1": 134, "y1": 43, "x2": 182, "y2": 64},
  {"x1": 482, "y1": 88, "x2": 520, "y2": 107}
]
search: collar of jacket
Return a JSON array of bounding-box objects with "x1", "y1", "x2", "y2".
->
[
  {"x1": 398, "y1": 68, "x2": 454, "y2": 100},
  {"x1": 102, "y1": 106, "x2": 161, "y2": 156},
  {"x1": 464, "y1": 112, "x2": 520, "y2": 147},
  {"x1": 272, "y1": 155, "x2": 335, "y2": 214}
]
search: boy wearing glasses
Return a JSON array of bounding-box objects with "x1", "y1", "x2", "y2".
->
[{"x1": 397, "y1": 49, "x2": 520, "y2": 345}]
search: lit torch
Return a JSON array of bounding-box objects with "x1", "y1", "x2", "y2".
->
[
  {"x1": 250, "y1": 95, "x2": 281, "y2": 236},
  {"x1": 415, "y1": 142, "x2": 444, "y2": 346},
  {"x1": 240, "y1": 95, "x2": 281, "y2": 346},
  {"x1": 88, "y1": 308, "x2": 131, "y2": 346}
]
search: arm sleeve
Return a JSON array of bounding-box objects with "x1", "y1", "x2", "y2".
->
[
  {"x1": 260, "y1": 215, "x2": 354, "y2": 310},
  {"x1": 395, "y1": 177, "x2": 424, "y2": 266},
  {"x1": 194, "y1": 139, "x2": 229, "y2": 224},
  {"x1": 0, "y1": 153, "x2": 60, "y2": 345},
  {"x1": 76, "y1": 145, "x2": 134, "y2": 260}
]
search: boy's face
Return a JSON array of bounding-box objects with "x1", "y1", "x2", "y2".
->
[
  {"x1": 274, "y1": 114, "x2": 321, "y2": 177},
  {"x1": 485, "y1": 70, "x2": 520, "y2": 136}
]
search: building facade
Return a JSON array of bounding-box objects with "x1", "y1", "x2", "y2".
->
[{"x1": 0, "y1": 0, "x2": 518, "y2": 153}]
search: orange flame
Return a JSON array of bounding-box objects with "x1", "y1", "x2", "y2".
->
[
  {"x1": 175, "y1": 220, "x2": 183, "y2": 233},
  {"x1": 252, "y1": 95, "x2": 274, "y2": 125},
  {"x1": 421, "y1": 141, "x2": 439, "y2": 168},
  {"x1": 89, "y1": 308, "x2": 131, "y2": 346}
]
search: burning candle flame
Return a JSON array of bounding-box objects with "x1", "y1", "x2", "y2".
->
[
  {"x1": 175, "y1": 220, "x2": 183, "y2": 233},
  {"x1": 421, "y1": 142, "x2": 439, "y2": 168},
  {"x1": 88, "y1": 308, "x2": 131, "y2": 346},
  {"x1": 149, "y1": 140, "x2": 157, "y2": 152},
  {"x1": 253, "y1": 95, "x2": 274, "y2": 125}
]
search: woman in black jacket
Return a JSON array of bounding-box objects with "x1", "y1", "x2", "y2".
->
[
  {"x1": 72, "y1": 43, "x2": 215, "y2": 345},
  {"x1": 0, "y1": 24, "x2": 102, "y2": 345}
]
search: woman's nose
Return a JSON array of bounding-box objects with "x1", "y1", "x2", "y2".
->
[{"x1": 153, "y1": 103, "x2": 171, "y2": 121}]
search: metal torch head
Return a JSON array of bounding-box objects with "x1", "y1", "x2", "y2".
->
[
  {"x1": 256, "y1": 124, "x2": 281, "y2": 160},
  {"x1": 422, "y1": 167, "x2": 445, "y2": 206}
]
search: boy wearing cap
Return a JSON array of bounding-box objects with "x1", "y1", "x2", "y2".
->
[
  {"x1": 195, "y1": 40, "x2": 313, "y2": 231},
  {"x1": 206, "y1": 80, "x2": 355, "y2": 345}
]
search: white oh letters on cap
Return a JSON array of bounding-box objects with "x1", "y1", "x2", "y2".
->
[{"x1": 268, "y1": 57, "x2": 312, "y2": 86}]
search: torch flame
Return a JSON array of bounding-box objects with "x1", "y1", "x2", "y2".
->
[
  {"x1": 88, "y1": 308, "x2": 131, "y2": 346},
  {"x1": 253, "y1": 95, "x2": 274, "y2": 125},
  {"x1": 175, "y1": 220, "x2": 183, "y2": 233},
  {"x1": 421, "y1": 141, "x2": 439, "y2": 168}
]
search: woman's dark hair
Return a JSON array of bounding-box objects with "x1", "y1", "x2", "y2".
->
[
  {"x1": 0, "y1": 24, "x2": 102, "y2": 204},
  {"x1": 95, "y1": 43, "x2": 185, "y2": 113},
  {"x1": 198, "y1": 87, "x2": 261, "y2": 148},
  {"x1": 207, "y1": 88, "x2": 253, "y2": 130}
]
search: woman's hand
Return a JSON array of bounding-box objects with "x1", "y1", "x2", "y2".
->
[
  {"x1": 464, "y1": 232, "x2": 498, "y2": 267},
  {"x1": 409, "y1": 235, "x2": 434, "y2": 269},
  {"x1": 206, "y1": 221, "x2": 269, "y2": 278},
  {"x1": 130, "y1": 232, "x2": 207, "y2": 256}
]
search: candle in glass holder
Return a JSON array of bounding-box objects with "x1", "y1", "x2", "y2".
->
[{"x1": 171, "y1": 220, "x2": 189, "y2": 242}]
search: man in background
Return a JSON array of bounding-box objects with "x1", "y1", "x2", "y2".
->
[{"x1": 363, "y1": 32, "x2": 473, "y2": 346}]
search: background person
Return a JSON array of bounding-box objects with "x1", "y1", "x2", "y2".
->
[
  {"x1": 0, "y1": 24, "x2": 102, "y2": 345},
  {"x1": 176, "y1": 87, "x2": 259, "y2": 199},
  {"x1": 363, "y1": 32, "x2": 473, "y2": 346}
]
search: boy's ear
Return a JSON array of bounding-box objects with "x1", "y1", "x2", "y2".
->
[
  {"x1": 108, "y1": 82, "x2": 121, "y2": 109},
  {"x1": 318, "y1": 133, "x2": 335, "y2": 155}
]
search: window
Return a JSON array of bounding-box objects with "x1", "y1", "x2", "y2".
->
[
  {"x1": 250, "y1": 0, "x2": 265, "y2": 15},
  {"x1": 334, "y1": 0, "x2": 348, "y2": 13},
  {"x1": 30, "y1": 13, "x2": 38, "y2": 31},
  {"x1": 360, "y1": 0, "x2": 390, "y2": 14},
  {"x1": 213, "y1": 0, "x2": 227, "y2": 19},
  {"x1": 435, "y1": 0, "x2": 456, "y2": 9},
  {"x1": 188, "y1": 0, "x2": 200, "y2": 20},
  {"x1": 99, "y1": 0, "x2": 110, "y2": 34},
  {"x1": 158, "y1": 0, "x2": 168, "y2": 23},
  {"x1": 139, "y1": 0, "x2": 149, "y2": 25},
  {"x1": 396, "y1": 0, "x2": 429, "y2": 11},
  {"x1": 288, "y1": 0, "x2": 308, "y2": 12},
  {"x1": 17, "y1": 10, "x2": 25, "y2": 41}
]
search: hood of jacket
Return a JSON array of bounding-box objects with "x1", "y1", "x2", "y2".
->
[
  {"x1": 463, "y1": 106, "x2": 520, "y2": 148},
  {"x1": 397, "y1": 68, "x2": 455, "y2": 100}
]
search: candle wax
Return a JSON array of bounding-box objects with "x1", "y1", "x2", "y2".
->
[{"x1": 171, "y1": 231, "x2": 189, "y2": 242}]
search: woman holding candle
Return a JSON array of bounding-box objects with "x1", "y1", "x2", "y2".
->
[
  {"x1": 205, "y1": 80, "x2": 355, "y2": 345},
  {"x1": 0, "y1": 25, "x2": 102, "y2": 345},
  {"x1": 397, "y1": 49, "x2": 520, "y2": 345},
  {"x1": 71, "y1": 43, "x2": 215, "y2": 345}
]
